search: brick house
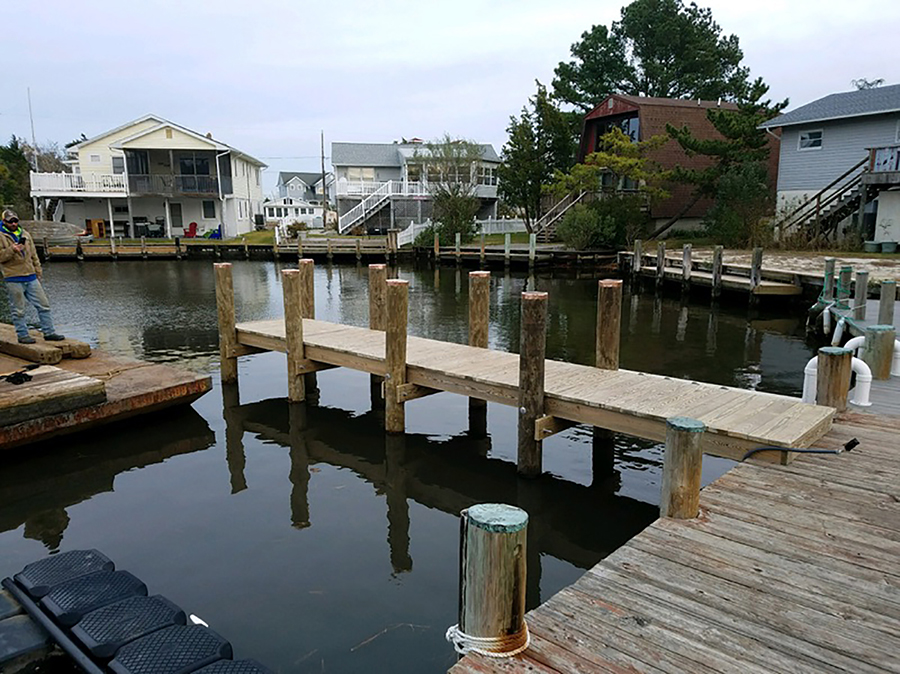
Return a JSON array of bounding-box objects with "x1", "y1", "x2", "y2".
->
[{"x1": 578, "y1": 95, "x2": 779, "y2": 230}]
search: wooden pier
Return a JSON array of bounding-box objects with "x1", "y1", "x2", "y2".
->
[
  {"x1": 450, "y1": 409, "x2": 900, "y2": 673},
  {"x1": 215, "y1": 260, "x2": 833, "y2": 468}
]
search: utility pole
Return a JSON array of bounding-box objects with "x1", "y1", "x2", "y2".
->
[
  {"x1": 320, "y1": 130, "x2": 328, "y2": 228},
  {"x1": 27, "y1": 87, "x2": 42, "y2": 219}
]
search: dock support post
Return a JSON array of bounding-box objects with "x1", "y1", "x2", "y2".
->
[
  {"x1": 879, "y1": 280, "x2": 896, "y2": 326},
  {"x1": 749, "y1": 247, "x2": 763, "y2": 305},
  {"x1": 656, "y1": 241, "x2": 665, "y2": 289},
  {"x1": 214, "y1": 262, "x2": 238, "y2": 384},
  {"x1": 326, "y1": 238, "x2": 333, "y2": 261},
  {"x1": 434, "y1": 232, "x2": 440, "y2": 263},
  {"x1": 385, "y1": 279, "x2": 409, "y2": 433},
  {"x1": 468, "y1": 271, "x2": 490, "y2": 429},
  {"x1": 853, "y1": 271, "x2": 869, "y2": 321},
  {"x1": 355, "y1": 238, "x2": 362, "y2": 262},
  {"x1": 454, "y1": 503, "x2": 528, "y2": 657},
  {"x1": 369, "y1": 264, "x2": 387, "y2": 408},
  {"x1": 838, "y1": 266, "x2": 852, "y2": 308},
  {"x1": 281, "y1": 269, "x2": 306, "y2": 402},
  {"x1": 593, "y1": 279, "x2": 622, "y2": 478},
  {"x1": 823, "y1": 257, "x2": 835, "y2": 301},
  {"x1": 298, "y1": 258, "x2": 317, "y2": 399},
  {"x1": 632, "y1": 239, "x2": 643, "y2": 280},
  {"x1": 528, "y1": 233, "x2": 536, "y2": 269},
  {"x1": 140, "y1": 236, "x2": 147, "y2": 259},
  {"x1": 681, "y1": 244, "x2": 692, "y2": 293},
  {"x1": 711, "y1": 245, "x2": 723, "y2": 300},
  {"x1": 660, "y1": 417, "x2": 705, "y2": 519},
  {"x1": 862, "y1": 324, "x2": 895, "y2": 380},
  {"x1": 455, "y1": 232, "x2": 461, "y2": 263},
  {"x1": 110, "y1": 236, "x2": 117, "y2": 259},
  {"x1": 504, "y1": 233, "x2": 511, "y2": 267},
  {"x1": 817, "y1": 346, "x2": 852, "y2": 411},
  {"x1": 480, "y1": 230, "x2": 486, "y2": 265},
  {"x1": 517, "y1": 291, "x2": 547, "y2": 477},
  {"x1": 296, "y1": 237, "x2": 302, "y2": 260}
]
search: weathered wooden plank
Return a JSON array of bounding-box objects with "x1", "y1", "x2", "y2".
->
[{"x1": 0, "y1": 366, "x2": 107, "y2": 426}]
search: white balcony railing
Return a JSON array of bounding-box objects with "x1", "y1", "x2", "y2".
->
[
  {"x1": 30, "y1": 172, "x2": 127, "y2": 195},
  {"x1": 336, "y1": 179, "x2": 429, "y2": 197}
]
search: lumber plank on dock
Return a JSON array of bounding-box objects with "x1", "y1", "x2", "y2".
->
[
  {"x1": 0, "y1": 325, "x2": 91, "y2": 362},
  {"x1": 450, "y1": 413, "x2": 900, "y2": 674},
  {"x1": 0, "y1": 365, "x2": 106, "y2": 426},
  {"x1": 234, "y1": 317, "x2": 833, "y2": 461}
]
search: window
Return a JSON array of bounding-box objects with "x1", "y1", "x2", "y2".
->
[
  {"x1": 256, "y1": 168, "x2": 261, "y2": 186},
  {"x1": 90, "y1": 154, "x2": 100, "y2": 163},
  {"x1": 179, "y1": 152, "x2": 210, "y2": 176},
  {"x1": 202, "y1": 200, "x2": 216, "y2": 219},
  {"x1": 478, "y1": 165, "x2": 498, "y2": 186},
  {"x1": 347, "y1": 167, "x2": 376, "y2": 181},
  {"x1": 165, "y1": 128, "x2": 173, "y2": 139},
  {"x1": 112, "y1": 157, "x2": 125, "y2": 175},
  {"x1": 799, "y1": 130, "x2": 823, "y2": 150}
]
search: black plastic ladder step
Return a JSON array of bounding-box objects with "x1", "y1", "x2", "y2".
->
[
  {"x1": 13, "y1": 550, "x2": 114, "y2": 599},
  {"x1": 194, "y1": 660, "x2": 274, "y2": 674},
  {"x1": 40, "y1": 570, "x2": 148, "y2": 627},
  {"x1": 70, "y1": 594, "x2": 186, "y2": 659},
  {"x1": 109, "y1": 625, "x2": 233, "y2": 674}
]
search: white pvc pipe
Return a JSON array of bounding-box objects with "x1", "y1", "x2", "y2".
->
[
  {"x1": 801, "y1": 354, "x2": 873, "y2": 406},
  {"x1": 830, "y1": 318, "x2": 845, "y2": 346},
  {"x1": 850, "y1": 357, "x2": 873, "y2": 407},
  {"x1": 841, "y1": 335, "x2": 900, "y2": 377},
  {"x1": 822, "y1": 306, "x2": 832, "y2": 334}
]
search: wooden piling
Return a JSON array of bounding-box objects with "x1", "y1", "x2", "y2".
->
[
  {"x1": 656, "y1": 242, "x2": 666, "y2": 288},
  {"x1": 296, "y1": 237, "x2": 303, "y2": 259},
  {"x1": 595, "y1": 280, "x2": 622, "y2": 370},
  {"x1": 517, "y1": 291, "x2": 547, "y2": 477},
  {"x1": 434, "y1": 232, "x2": 440, "y2": 260},
  {"x1": 298, "y1": 259, "x2": 315, "y2": 319},
  {"x1": 504, "y1": 233, "x2": 511, "y2": 266},
  {"x1": 480, "y1": 230, "x2": 486, "y2": 265},
  {"x1": 457, "y1": 503, "x2": 528, "y2": 656},
  {"x1": 854, "y1": 271, "x2": 869, "y2": 321},
  {"x1": 862, "y1": 325, "x2": 895, "y2": 380},
  {"x1": 682, "y1": 244, "x2": 692, "y2": 291},
  {"x1": 660, "y1": 417, "x2": 705, "y2": 519},
  {"x1": 140, "y1": 236, "x2": 147, "y2": 258},
  {"x1": 823, "y1": 258, "x2": 835, "y2": 301},
  {"x1": 326, "y1": 238, "x2": 333, "y2": 260},
  {"x1": 528, "y1": 233, "x2": 536, "y2": 268},
  {"x1": 385, "y1": 279, "x2": 409, "y2": 433},
  {"x1": 214, "y1": 262, "x2": 238, "y2": 384},
  {"x1": 42, "y1": 236, "x2": 50, "y2": 261},
  {"x1": 369, "y1": 264, "x2": 388, "y2": 408},
  {"x1": 110, "y1": 236, "x2": 117, "y2": 258},
  {"x1": 838, "y1": 266, "x2": 852, "y2": 308},
  {"x1": 455, "y1": 232, "x2": 461, "y2": 262},
  {"x1": 355, "y1": 238, "x2": 362, "y2": 261},
  {"x1": 632, "y1": 239, "x2": 643, "y2": 277},
  {"x1": 816, "y1": 346, "x2": 852, "y2": 411},
  {"x1": 281, "y1": 269, "x2": 305, "y2": 402},
  {"x1": 174, "y1": 236, "x2": 181, "y2": 260},
  {"x1": 750, "y1": 247, "x2": 763, "y2": 292},
  {"x1": 469, "y1": 271, "x2": 491, "y2": 417},
  {"x1": 711, "y1": 246, "x2": 723, "y2": 299},
  {"x1": 879, "y1": 280, "x2": 896, "y2": 326}
]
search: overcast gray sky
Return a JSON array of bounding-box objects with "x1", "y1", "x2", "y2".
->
[{"x1": 5, "y1": 0, "x2": 897, "y2": 192}]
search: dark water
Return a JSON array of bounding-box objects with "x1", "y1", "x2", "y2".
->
[{"x1": 0, "y1": 261, "x2": 814, "y2": 673}]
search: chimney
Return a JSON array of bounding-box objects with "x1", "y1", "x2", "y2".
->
[
  {"x1": 206, "y1": 132, "x2": 213, "y2": 139},
  {"x1": 717, "y1": 98, "x2": 721, "y2": 107}
]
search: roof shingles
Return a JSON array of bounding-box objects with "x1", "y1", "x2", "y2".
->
[{"x1": 761, "y1": 84, "x2": 900, "y2": 128}]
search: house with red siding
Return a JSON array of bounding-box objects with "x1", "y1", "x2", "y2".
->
[{"x1": 578, "y1": 95, "x2": 779, "y2": 231}]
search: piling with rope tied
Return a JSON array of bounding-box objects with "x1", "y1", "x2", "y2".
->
[
  {"x1": 878, "y1": 280, "x2": 896, "y2": 326},
  {"x1": 837, "y1": 266, "x2": 853, "y2": 308},
  {"x1": 448, "y1": 503, "x2": 529, "y2": 659},
  {"x1": 862, "y1": 324, "x2": 896, "y2": 380},
  {"x1": 854, "y1": 270, "x2": 869, "y2": 321}
]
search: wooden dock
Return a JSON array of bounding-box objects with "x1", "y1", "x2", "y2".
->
[{"x1": 450, "y1": 409, "x2": 899, "y2": 674}]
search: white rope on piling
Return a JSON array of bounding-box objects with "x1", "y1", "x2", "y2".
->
[{"x1": 445, "y1": 621, "x2": 530, "y2": 658}]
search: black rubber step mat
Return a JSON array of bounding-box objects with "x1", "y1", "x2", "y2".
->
[
  {"x1": 70, "y1": 594, "x2": 186, "y2": 659},
  {"x1": 40, "y1": 570, "x2": 147, "y2": 626},
  {"x1": 195, "y1": 660, "x2": 274, "y2": 674},
  {"x1": 13, "y1": 550, "x2": 114, "y2": 599},
  {"x1": 109, "y1": 625, "x2": 233, "y2": 674}
]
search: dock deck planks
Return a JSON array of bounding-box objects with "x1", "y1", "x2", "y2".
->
[
  {"x1": 235, "y1": 317, "x2": 834, "y2": 462},
  {"x1": 450, "y1": 412, "x2": 900, "y2": 674}
]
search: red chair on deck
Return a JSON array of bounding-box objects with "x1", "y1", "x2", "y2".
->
[{"x1": 184, "y1": 222, "x2": 198, "y2": 238}]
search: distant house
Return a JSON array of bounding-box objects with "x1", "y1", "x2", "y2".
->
[
  {"x1": 577, "y1": 94, "x2": 779, "y2": 230},
  {"x1": 759, "y1": 84, "x2": 900, "y2": 242},
  {"x1": 331, "y1": 140, "x2": 500, "y2": 234},
  {"x1": 29, "y1": 114, "x2": 266, "y2": 238},
  {"x1": 264, "y1": 196, "x2": 324, "y2": 229},
  {"x1": 275, "y1": 171, "x2": 334, "y2": 205}
]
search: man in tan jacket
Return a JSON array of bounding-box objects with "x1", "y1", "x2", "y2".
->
[{"x1": 0, "y1": 209, "x2": 64, "y2": 344}]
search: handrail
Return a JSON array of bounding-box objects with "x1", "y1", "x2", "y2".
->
[
  {"x1": 775, "y1": 156, "x2": 868, "y2": 233},
  {"x1": 338, "y1": 180, "x2": 394, "y2": 233},
  {"x1": 533, "y1": 190, "x2": 587, "y2": 236}
]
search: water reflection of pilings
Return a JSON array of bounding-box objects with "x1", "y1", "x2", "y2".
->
[
  {"x1": 224, "y1": 397, "x2": 657, "y2": 587},
  {"x1": 223, "y1": 383, "x2": 247, "y2": 494}
]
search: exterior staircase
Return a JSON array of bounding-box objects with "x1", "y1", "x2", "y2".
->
[
  {"x1": 774, "y1": 156, "x2": 881, "y2": 241},
  {"x1": 338, "y1": 181, "x2": 394, "y2": 234},
  {"x1": 533, "y1": 191, "x2": 587, "y2": 243}
]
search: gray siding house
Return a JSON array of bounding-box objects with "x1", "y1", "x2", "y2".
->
[
  {"x1": 276, "y1": 171, "x2": 334, "y2": 205},
  {"x1": 761, "y1": 85, "x2": 900, "y2": 242},
  {"x1": 332, "y1": 140, "x2": 500, "y2": 233}
]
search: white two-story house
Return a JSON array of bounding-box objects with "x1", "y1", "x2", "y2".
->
[
  {"x1": 30, "y1": 115, "x2": 266, "y2": 238},
  {"x1": 332, "y1": 140, "x2": 500, "y2": 234}
]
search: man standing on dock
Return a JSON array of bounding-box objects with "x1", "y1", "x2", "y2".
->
[{"x1": 0, "y1": 210, "x2": 64, "y2": 344}]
